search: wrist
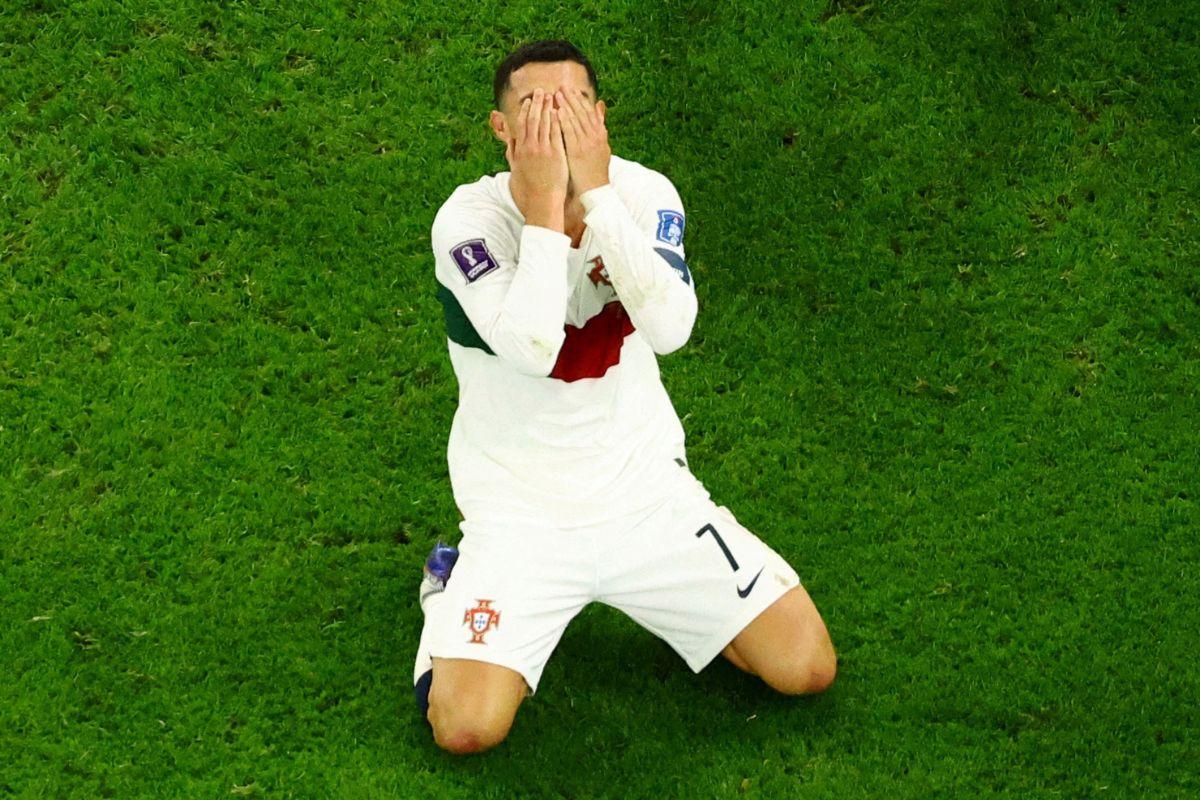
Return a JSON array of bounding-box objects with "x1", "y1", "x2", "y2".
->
[
  {"x1": 524, "y1": 197, "x2": 565, "y2": 232},
  {"x1": 575, "y1": 177, "x2": 610, "y2": 197},
  {"x1": 579, "y1": 182, "x2": 617, "y2": 214}
]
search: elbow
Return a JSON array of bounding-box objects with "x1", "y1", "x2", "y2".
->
[
  {"x1": 646, "y1": 300, "x2": 696, "y2": 356},
  {"x1": 649, "y1": 329, "x2": 691, "y2": 356},
  {"x1": 647, "y1": 317, "x2": 695, "y2": 356},
  {"x1": 483, "y1": 314, "x2": 565, "y2": 377},
  {"x1": 503, "y1": 331, "x2": 565, "y2": 377},
  {"x1": 518, "y1": 335, "x2": 564, "y2": 376}
]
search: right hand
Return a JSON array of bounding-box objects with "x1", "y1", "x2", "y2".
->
[{"x1": 506, "y1": 88, "x2": 569, "y2": 213}]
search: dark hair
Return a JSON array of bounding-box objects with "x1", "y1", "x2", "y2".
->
[{"x1": 493, "y1": 40, "x2": 599, "y2": 110}]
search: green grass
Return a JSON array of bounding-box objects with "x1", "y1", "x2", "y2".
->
[{"x1": 3, "y1": 0, "x2": 1198, "y2": 796}]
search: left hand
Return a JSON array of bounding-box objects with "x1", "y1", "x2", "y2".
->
[{"x1": 555, "y1": 88, "x2": 611, "y2": 195}]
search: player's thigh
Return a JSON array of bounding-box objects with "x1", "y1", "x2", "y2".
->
[
  {"x1": 422, "y1": 517, "x2": 593, "y2": 696},
  {"x1": 597, "y1": 474, "x2": 805, "y2": 674},
  {"x1": 724, "y1": 583, "x2": 836, "y2": 694},
  {"x1": 427, "y1": 656, "x2": 528, "y2": 753}
]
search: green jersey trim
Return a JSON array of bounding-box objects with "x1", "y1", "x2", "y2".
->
[{"x1": 436, "y1": 282, "x2": 495, "y2": 355}]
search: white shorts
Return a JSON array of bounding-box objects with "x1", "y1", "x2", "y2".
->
[{"x1": 413, "y1": 465, "x2": 802, "y2": 694}]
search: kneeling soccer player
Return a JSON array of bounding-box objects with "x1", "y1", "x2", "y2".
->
[{"x1": 414, "y1": 39, "x2": 837, "y2": 755}]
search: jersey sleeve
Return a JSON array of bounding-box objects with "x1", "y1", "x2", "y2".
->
[
  {"x1": 432, "y1": 200, "x2": 572, "y2": 377},
  {"x1": 578, "y1": 173, "x2": 697, "y2": 355}
]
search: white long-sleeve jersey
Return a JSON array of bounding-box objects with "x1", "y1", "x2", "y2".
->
[{"x1": 431, "y1": 154, "x2": 698, "y2": 528}]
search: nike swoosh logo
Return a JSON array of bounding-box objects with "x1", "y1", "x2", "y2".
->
[{"x1": 737, "y1": 568, "x2": 764, "y2": 599}]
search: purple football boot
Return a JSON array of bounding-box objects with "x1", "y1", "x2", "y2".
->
[
  {"x1": 415, "y1": 540, "x2": 459, "y2": 715},
  {"x1": 419, "y1": 540, "x2": 460, "y2": 613}
]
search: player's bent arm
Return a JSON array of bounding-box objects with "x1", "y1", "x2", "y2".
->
[
  {"x1": 475, "y1": 227, "x2": 570, "y2": 375},
  {"x1": 579, "y1": 180, "x2": 697, "y2": 355},
  {"x1": 433, "y1": 212, "x2": 571, "y2": 377}
]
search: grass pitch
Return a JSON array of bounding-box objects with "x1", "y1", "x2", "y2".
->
[{"x1": 2, "y1": 0, "x2": 1197, "y2": 797}]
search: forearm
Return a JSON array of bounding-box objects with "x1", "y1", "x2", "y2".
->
[
  {"x1": 523, "y1": 191, "x2": 566, "y2": 233},
  {"x1": 483, "y1": 222, "x2": 571, "y2": 376},
  {"x1": 580, "y1": 185, "x2": 697, "y2": 353}
]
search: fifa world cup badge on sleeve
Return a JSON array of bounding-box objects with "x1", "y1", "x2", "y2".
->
[
  {"x1": 451, "y1": 239, "x2": 500, "y2": 283},
  {"x1": 656, "y1": 210, "x2": 685, "y2": 247}
]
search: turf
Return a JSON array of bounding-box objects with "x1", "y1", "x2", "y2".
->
[{"x1": 2, "y1": 0, "x2": 1198, "y2": 797}]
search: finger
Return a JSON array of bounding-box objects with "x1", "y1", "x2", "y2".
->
[
  {"x1": 565, "y1": 87, "x2": 597, "y2": 132},
  {"x1": 578, "y1": 87, "x2": 601, "y2": 129},
  {"x1": 561, "y1": 88, "x2": 592, "y2": 136},
  {"x1": 557, "y1": 99, "x2": 581, "y2": 150},
  {"x1": 515, "y1": 97, "x2": 531, "y2": 144},
  {"x1": 527, "y1": 89, "x2": 545, "y2": 144},
  {"x1": 554, "y1": 97, "x2": 569, "y2": 146},
  {"x1": 549, "y1": 107, "x2": 565, "y2": 154},
  {"x1": 554, "y1": 102, "x2": 573, "y2": 151},
  {"x1": 540, "y1": 91, "x2": 554, "y2": 146}
]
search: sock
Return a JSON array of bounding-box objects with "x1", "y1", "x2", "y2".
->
[{"x1": 414, "y1": 668, "x2": 433, "y2": 717}]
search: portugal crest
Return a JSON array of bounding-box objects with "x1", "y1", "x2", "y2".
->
[{"x1": 464, "y1": 599, "x2": 501, "y2": 644}]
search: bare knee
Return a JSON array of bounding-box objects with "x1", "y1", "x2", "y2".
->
[
  {"x1": 800, "y1": 648, "x2": 838, "y2": 695},
  {"x1": 765, "y1": 641, "x2": 837, "y2": 696},
  {"x1": 424, "y1": 658, "x2": 526, "y2": 755},
  {"x1": 432, "y1": 721, "x2": 509, "y2": 755},
  {"x1": 427, "y1": 680, "x2": 522, "y2": 755},
  {"x1": 429, "y1": 703, "x2": 514, "y2": 755}
]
